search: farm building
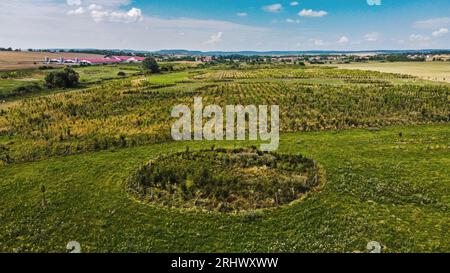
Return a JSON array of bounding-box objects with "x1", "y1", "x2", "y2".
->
[
  {"x1": 44, "y1": 55, "x2": 146, "y2": 65},
  {"x1": 111, "y1": 56, "x2": 146, "y2": 62}
]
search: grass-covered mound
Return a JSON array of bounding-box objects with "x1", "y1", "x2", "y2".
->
[{"x1": 127, "y1": 148, "x2": 320, "y2": 213}]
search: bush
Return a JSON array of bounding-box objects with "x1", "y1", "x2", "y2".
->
[
  {"x1": 14, "y1": 84, "x2": 42, "y2": 95},
  {"x1": 160, "y1": 65, "x2": 174, "y2": 72},
  {"x1": 128, "y1": 149, "x2": 319, "y2": 212},
  {"x1": 142, "y1": 57, "x2": 160, "y2": 74},
  {"x1": 0, "y1": 83, "x2": 42, "y2": 99},
  {"x1": 117, "y1": 71, "x2": 126, "y2": 77},
  {"x1": 39, "y1": 66, "x2": 54, "y2": 70},
  {"x1": 45, "y1": 68, "x2": 79, "y2": 88}
]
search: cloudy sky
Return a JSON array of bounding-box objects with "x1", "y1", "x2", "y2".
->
[{"x1": 0, "y1": 0, "x2": 449, "y2": 51}]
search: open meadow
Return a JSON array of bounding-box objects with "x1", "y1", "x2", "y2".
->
[
  {"x1": 0, "y1": 62, "x2": 449, "y2": 253},
  {"x1": 0, "y1": 63, "x2": 144, "y2": 99}
]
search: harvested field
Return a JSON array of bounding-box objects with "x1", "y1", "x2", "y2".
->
[
  {"x1": 332, "y1": 62, "x2": 450, "y2": 83},
  {"x1": 0, "y1": 51, "x2": 104, "y2": 71}
]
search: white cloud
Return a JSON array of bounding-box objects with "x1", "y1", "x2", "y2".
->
[
  {"x1": 432, "y1": 28, "x2": 448, "y2": 37},
  {"x1": 90, "y1": 9, "x2": 109, "y2": 21},
  {"x1": 367, "y1": 0, "x2": 381, "y2": 6},
  {"x1": 310, "y1": 39, "x2": 324, "y2": 46},
  {"x1": 67, "y1": 0, "x2": 82, "y2": 6},
  {"x1": 290, "y1": 2, "x2": 299, "y2": 6},
  {"x1": 206, "y1": 32, "x2": 223, "y2": 45},
  {"x1": 236, "y1": 12, "x2": 248, "y2": 17},
  {"x1": 68, "y1": 7, "x2": 85, "y2": 15},
  {"x1": 110, "y1": 8, "x2": 143, "y2": 23},
  {"x1": 0, "y1": 0, "x2": 271, "y2": 51},
  {"x1": 84, "y1": 0, "x2": 131, "y2": 8},
  {"x1": 414, "y1": 17, "x2": 450, "y2": 29},
  {"x1": 298, "y1": 9, "x2": 328, "y2": 18},
  {"x1": 263, "y1": 4, "x2": 283, "y2": 13},
  {"x1": 3, "y1": 0, "x2": 447, "y2": 52},
  {"x1": 65, "y1": 0, "x2": 140, "y2": 23},
  {"x1": 88, "y1": 4, "x2": 103, "y2": 10},
  {"x1": 409, "y1": 34, "x2": 430, "y2": 42},
  {"x1": 286, "y1": 18, "x2": 301, "y2": 24},
  {"x1": 90, "y1": 7, "x2": 143, "y2": 23},
  {"x1": 365, "y1": 32, "x2": 380, "y2": 42},
  {"x1": 338, "y1": 36, "x2": 349, "y2": 44}
]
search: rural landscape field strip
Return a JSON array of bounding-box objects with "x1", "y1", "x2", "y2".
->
[
  {"x1": 1, "y1": 66, "x2": 448, "y2": 164},
  {"x1": 127, "y1": 148, "x2": 321, "y2": 213},
  {"x1": 333, "y1": 62, "x2": 450, "y2": 83},
  {"x1": 0, "y1": 125, "x2": 448, "y2": 252},
  {"x1": 0, "y1": 63, "x2": 449, "y2": 253}
]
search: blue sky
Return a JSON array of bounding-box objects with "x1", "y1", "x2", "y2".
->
[{"x1": 0, "y1": 0, "x2": 449, "y2": 51}]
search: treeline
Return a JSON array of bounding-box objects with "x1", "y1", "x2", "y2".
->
[
  {"x1": 64, "y1": 49, "x2": 150, "y2": 57},
  {"x1": 385, "y1": 55, "x2": 426, "y2": 62},
  {"x1": 0, "y1": 47, "x2": 20, "y2": 52}
]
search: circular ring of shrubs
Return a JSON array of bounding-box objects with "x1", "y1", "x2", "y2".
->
[{"x1": 127, "y1": 147, "x2": 320, "y2": 213}]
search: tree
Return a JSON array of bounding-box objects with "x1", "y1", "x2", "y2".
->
[
  {"x1": 142, "y1": 57, "x2": 160, "y2": 73},
  {"x1": 45, "y1": 67, "x2": 79, "y2": 88}
]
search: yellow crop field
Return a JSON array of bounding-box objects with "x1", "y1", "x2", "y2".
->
[{"x1": 332, "y1": 62, "x2": 450, "y2": 83}]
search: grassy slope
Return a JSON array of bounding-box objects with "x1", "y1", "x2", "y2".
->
[
  {"x1": 0, "y1": 64, "x2": 142, "y2": 99},
  {"x1": 1, "y1": 124, "x2": 448, "y2": 253}
]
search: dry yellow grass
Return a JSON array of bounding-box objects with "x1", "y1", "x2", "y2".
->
[
  {"x1": 0, "y1": 51, "x2": 103, "y2": 71},
  {"x1": 333, "y1": 62, "x2": 450, "y2": 83}
]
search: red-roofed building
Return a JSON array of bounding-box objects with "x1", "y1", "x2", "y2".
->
[
  {"x1": 44, "y1": 55, "x2": 146, "y2": 65},
  {"x1": 79, "y1": 58, "x2": 122, "y2": 65},
  {"x1": 111, "y1": 56, "x2": 146, "y2": 62}
]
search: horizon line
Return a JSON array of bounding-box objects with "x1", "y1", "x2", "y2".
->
[{"x1": 8, "y1": 47, "x2": 450, "y2": 54}]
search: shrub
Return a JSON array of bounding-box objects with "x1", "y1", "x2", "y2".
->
[
  {"x1": 14, "y1": 84, "x2": 42, "y2": 95},
  {"x1": 127, "y1": 149, "x2": 320, "y2": 212},
  {"x1": 45, "y1": 68, "x2": 79, "y2": 88},
  {"x1": 142, "y1": 57, "x2": 160, "y2": 74},
  {"x1": 39, "y1": 66, "x2": 54, "y2": 70},
  {"x1": 0, "y1": 83, "x2": 43, "y2": 99},
  {"x1": 117, "y1": 71, "x2": 126, "y2": 77}
]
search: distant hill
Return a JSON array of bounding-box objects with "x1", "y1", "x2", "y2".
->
[
  {"x1": 153, "y1": 49, "x2": 450, "y2": 56},
  {"x1": 12, "y1": 48, "x2": 450, "y2": 57}
]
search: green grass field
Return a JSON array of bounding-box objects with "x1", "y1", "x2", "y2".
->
[
  {"x1": 0, "y1": 63, "x2": 449, "y2": 253},
  {"x1": 0, "y1": 64, "x2": 143, "y2": 99},
  {"x1": 0, "y1": 125, "x2": 448, "y2": 252},
  {"x1": 75, "y1": 64, "x2": 143, "y2": 84}
]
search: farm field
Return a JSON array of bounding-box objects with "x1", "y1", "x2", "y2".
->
[
  {"x1": 0, "y1": 63, "x2": 449, "y2": 253},
  {"x1": 0, "y1": 64, "x2": 143, "y2": 99},
  {"x1": 0, "y1": 125, "x2": 449, "y2": 252},
  {"x1": 0, "y1": 51, "x2": 103, "y2": 71},
  {"x1": 332, "y1": 62, "x2": 450, "y2": 83}
]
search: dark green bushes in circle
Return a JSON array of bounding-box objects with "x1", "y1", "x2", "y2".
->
[{"x1": 127, "y1": 148, "x2": 320, "y2": 213}]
